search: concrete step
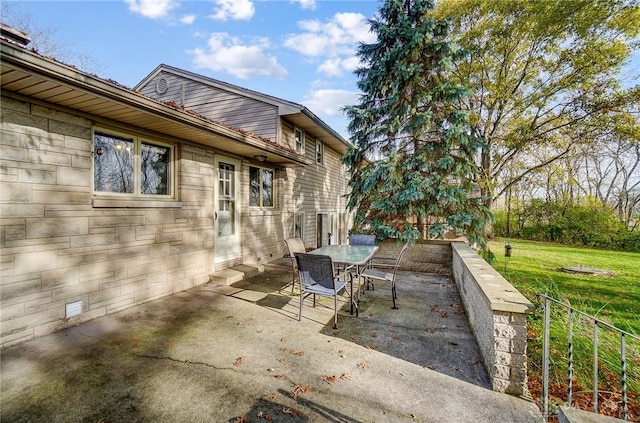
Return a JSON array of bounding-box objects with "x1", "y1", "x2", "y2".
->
[{"x1": 209, "y1": 264, "x2": 263, "y2": 285}]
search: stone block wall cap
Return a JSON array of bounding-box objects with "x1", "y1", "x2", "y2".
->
[{"x1": 489, "y1": 297, "x2": 535, "y2": 314}]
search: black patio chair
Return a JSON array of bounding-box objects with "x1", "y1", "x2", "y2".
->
[
  {"x1": 349, "y1": 234, "x2": 376, "y2": 246},
  {"x1": 360, "y1": 243, "x2": 409, "y2": 309},
  {"x1": 294, "y1": 253, "x2": 357, "y2": 329}
]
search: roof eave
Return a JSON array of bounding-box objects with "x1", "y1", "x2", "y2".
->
[{"x1": 0, "y1": 42, "x2": 307, "y2": 167}]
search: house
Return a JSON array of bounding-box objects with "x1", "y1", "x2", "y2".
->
[
  {"x1": 134, "y1": 64, "x2": 353, "y2": 257},
  {"x1": 0, "y1": 25, "x2": 352, "y2": 347}
]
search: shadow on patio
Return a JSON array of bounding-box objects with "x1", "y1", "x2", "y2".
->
[
  {"x1": 1, "y1": 256, "x2": 541, "y2": 423},
  {"x1": 227, "y1": 258, "x2": 491, "y2": 389}
]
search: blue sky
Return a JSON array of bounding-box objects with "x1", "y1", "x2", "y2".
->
[
  {"x1": 7, "y1": 0, "x2": 381, "y2": 140},
  {"x1": 5, "y1": 1, "x2": 639, "y2": 142}
]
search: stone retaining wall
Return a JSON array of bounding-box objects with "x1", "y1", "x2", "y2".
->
[
  {"x1": 375, "y1": 239, "x2": 452, "y2": 275},
  {"x1": 451, "y1": 242, "x2": 534, "y2": 397}
]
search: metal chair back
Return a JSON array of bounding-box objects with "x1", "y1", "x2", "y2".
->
[
  {"x1": 349, "y1": 234, "x2": 375, "y2": 246},
  {"x1": 285, "y1": 238, "x2": 306, "y2": 293}
]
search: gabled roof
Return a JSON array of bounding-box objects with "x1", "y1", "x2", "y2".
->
[
  {"x1": 0, "y1": 39, "x2": 308, "y2": 167},
  {"x1": 136, "y1": 64, "x2": 352, "y2": 156}
]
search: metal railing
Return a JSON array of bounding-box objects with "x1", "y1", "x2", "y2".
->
[{"x1": 537, "y1": 294, "x2": 639, "y2": 421}]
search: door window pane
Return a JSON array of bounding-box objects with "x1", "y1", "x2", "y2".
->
[
  {"x1": 218, "y1": 162, "x2": 235, "y2": 236},
  {"x1": 218, "y1": 200, "x2": 234, "y2": 236}
]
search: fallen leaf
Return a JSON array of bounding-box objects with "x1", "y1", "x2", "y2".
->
[
  {"x1": 280, "y1": 347, "x2": 305, "y2": 356},
  {"x1": 282, "y1": 407, "x2": 301, "y2": 418},
  {"x1": 321, "y1": 374, "x2": 338, "y2": 384},
  {"x1": 292, "y1": 385, "x2": 313, "y2": 398},
  {"x1": 257, "y1": 411, "x2": 274, "y2": 421}
]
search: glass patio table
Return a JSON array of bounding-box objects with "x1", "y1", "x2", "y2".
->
[{"x1": 309, "y1": 245, "x2": 378, "y2": 315}]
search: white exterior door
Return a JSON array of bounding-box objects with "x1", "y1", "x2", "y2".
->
[{"x1": 215, "y1": 156, "x2": 241, "y2": 264}]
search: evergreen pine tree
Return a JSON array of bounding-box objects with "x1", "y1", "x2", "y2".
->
[{"x1": 343, "y1": 0, "x2": 492, "y2": 248}]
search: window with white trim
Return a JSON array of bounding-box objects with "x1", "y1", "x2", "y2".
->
[
  {"x1": 249, "y1": 166, "x2": 274, "y2": 207},
  {"x1": 294, "y1": 127, "x2": 305, "y2": 155},
  {"x1": 93, "y1": 129, "x2": 174, "y2": 197},
  {"x1": 316, "y1": 140, "x2": 324, "y2": 165}
]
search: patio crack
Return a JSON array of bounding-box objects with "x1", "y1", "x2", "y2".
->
[{"x1": 127, "y1": 352, "x2": 236, "y2": 371}]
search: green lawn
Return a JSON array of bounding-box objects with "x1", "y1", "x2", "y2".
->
[
  {"x1": 488, "y1": 239, "x2": 639, "y2": 418},
  {"x1": 489, "y1": 239, "x2": 639, "y2": 335}
]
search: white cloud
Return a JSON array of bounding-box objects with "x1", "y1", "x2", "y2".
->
[
  {"x1": 189, "y1": 33, "x2": 288, "y2": 79},
  {"x1": 180, "y1": 14, "x2": 195, "y2": 24},
  {"x1": 291, "y1": 0, "x2": 316, "y2": 11},
  {"x1": 318, "y1": 56, "x2": 362, "y2": 77},
  {"x1": 284, "y1": 12, "x2": 374, "y2": 77},
  {"x1": 209, "y1": 0, "x2": 254, "y2": 21},
  {"x1": 301, "y1": 89, "x2": 359, "y2": 116},
  {"x1": 125, "y1": 0, "x2": 179, "y2": 19}
]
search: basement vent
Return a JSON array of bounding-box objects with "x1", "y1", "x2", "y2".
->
[{"x1": 65, "y1": 300, "x2": 82, "y2": 318}]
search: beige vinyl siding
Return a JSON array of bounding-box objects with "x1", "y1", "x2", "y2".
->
[
  {"x1": 279, "y1": 120, "x2": 298, "y2": 153},
  {"x1": 138, "y1": 72, "x2": 279, "y2": 141},
  {"x1": 279, "y1": 123, "x2": 349, "y2": 249}
]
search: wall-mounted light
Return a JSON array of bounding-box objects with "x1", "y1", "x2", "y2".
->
[{"x1": 254, "y1": 155, "x2": 267, "y2": 162}]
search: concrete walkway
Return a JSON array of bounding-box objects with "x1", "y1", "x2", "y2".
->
[{"x1": 1, "y1": 259, "x2": 542, "y2": 422}]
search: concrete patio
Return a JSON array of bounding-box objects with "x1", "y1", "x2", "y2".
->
[{"x1": 0, "y1": 258, "x2": 542, "y2": 422}]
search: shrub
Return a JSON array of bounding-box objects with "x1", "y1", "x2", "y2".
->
[{"x1": 494, "y1": 198, "x2": 639, "y2": 252}]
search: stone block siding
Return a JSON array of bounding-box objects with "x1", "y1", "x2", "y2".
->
[
  {"x1": 0, "y1": 93, "x2": 353, "y2": 348},
  {"x1": 0, "y1": 95, "x2": 216, "y2": 347},
  {"x1": 451, "y1": 242, "x2": 533, "y2": 396}
]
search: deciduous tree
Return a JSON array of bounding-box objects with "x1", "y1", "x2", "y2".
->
[{"x1": 434, "y1": 0, "x2": 640, "y2": 211}]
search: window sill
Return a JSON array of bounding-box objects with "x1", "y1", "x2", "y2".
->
[
  {"x1": 248, "y1": 208, "x2": 280, "y2": 217},
  {"x1": 92, "y1": 198, "x2": 183, "y2": 208}
]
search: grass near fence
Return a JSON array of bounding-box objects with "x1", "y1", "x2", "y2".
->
[{"x1": 488, "y1": 239, "x2": 640, "y2": 420}]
